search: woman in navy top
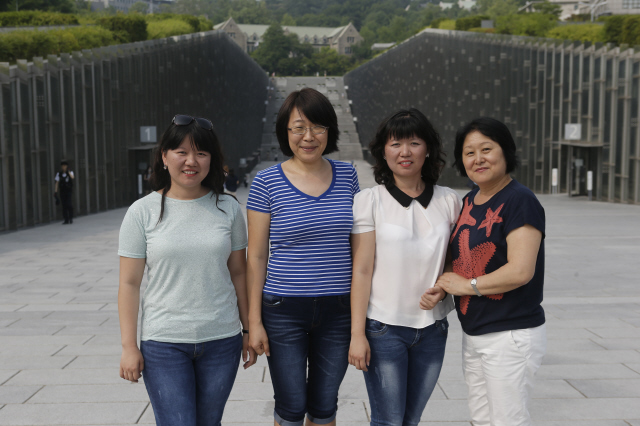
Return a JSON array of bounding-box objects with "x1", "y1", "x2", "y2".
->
[
  {"x1": 246, "y1": 88, "x2": 359, "y2": 426},
  {"x1": 436, "y1": 117, "x2": 546, "y2": 426}
]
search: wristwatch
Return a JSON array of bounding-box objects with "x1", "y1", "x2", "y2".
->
[{"x1": 470, "y1": 278, "x2": 483, "y2": 297}]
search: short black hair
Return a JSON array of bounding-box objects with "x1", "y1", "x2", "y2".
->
[
  {"x1": 60, "y1": 160, "x2": 68, "y2": 166},
  {"x1": 453, "y1": 117, "x2": 519, "y2": 177},
  {"x1": 369, "y1": 108, "x2": 446, "y2": 187},
  {"x1": 275, "y1": 88, "x2": 339, "y2": 157}
]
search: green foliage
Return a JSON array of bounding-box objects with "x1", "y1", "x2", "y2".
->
[
  {"x1": 496, "y1": 13, "x2": 557, "y2": 36},
  {"x1": 438, "y1": 19, "x2": 456, "y2": 30},
  {"x1": 128, "y1": 2, "x2": 149, "y2": 14},
  {"x1": 476, "y1": 0, "x2": 518, "y2": 18},
  {"x1": 621, "y1": 16, "x2": 640, "y2": 46},
  {"x1": 147, "y1": 19, "x2": 193, "y2": 39},
  {"x1": 532, "y1": 1, "x2": 562, "y2": 18},
  {"x1": 97, "y1": 14, "x2": 147, "y2": 43},
  {"x1": 546, "y1": 24, "x2": 605, "y2": 43},
  {"x1": 281, "y1": 13, "x2": 296, "y2": 26},
  {"x1": 0, "y1": 26, "x2": 115, "y2": 63},
  {"x1": 251, "y1": 23, "x2": 297, "y2": 73},
  {"x1": 456, "y1": 15, "x2": 490, "y2": 31},
  {"x1": 0, "y1": 11, "x2": 79, "y2": 26},
  {"x1": 469, "y1": 27, "x2": 496, "y2": 33},
  {"x1": 3, "y1": 0, "x2": 76, "y2": 13},
  {"x1": 430, "y1": 17, "x2": 447, "y2": 28},
  {"x1": 602, "y1": 15, "x2": 626, "y2": 44}
]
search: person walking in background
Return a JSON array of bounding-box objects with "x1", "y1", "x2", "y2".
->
[
  {"x1": 118, "y1": 114, "x2": 256, "y2": 426},
  {"x1": 246, "y1": 88, "x2": 359, "y2": 426},
  {"x1": 54, "y1": 160, "x2": 74, "y2": 224},
  {"x1": 436, "y1": 117, "x2": 546, "y2": 426},
  {"x1": 225, "y1": 168, "x2": 240, "y2": 196},
  {"x1": 349, "y1": 109, "x2": 462, "y2": 426}
]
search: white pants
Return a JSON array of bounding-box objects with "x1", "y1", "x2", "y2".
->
[{"x1": 462, "y1": 324, "x2": 546, "y2": 426}]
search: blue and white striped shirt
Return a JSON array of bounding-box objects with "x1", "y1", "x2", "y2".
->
[{"x1": 247, "y1": 159, "x2": 360, "y2": 296}]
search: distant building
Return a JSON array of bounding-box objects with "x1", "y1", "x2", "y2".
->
[
  {"x1": 519, "y1": 0, "x2": 640, "y2": 20},
  {"x1": 214, "y1": 18, "x2": 364, "y2": 56},
  {"x1": 438, "y1": 0, "x2": 476, "y2": 10},
  {"x1": 87, "y1": 0, "x2": 169, "y2": 13}
]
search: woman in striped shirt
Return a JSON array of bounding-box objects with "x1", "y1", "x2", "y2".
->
[{"x1": 246, "y1": 88, "x2": 359, "y2": 426}]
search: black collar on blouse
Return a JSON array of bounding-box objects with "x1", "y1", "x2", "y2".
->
[{"x1": 387, "y1": 184, "x2": 434, "y2": 209}]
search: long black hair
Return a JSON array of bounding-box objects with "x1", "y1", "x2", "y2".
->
[
  {"x1": 151, "y1": 118, "x2": 226, "y2": 223},
  {"x1": 369, "y1": 108, "x2": 446, "y2": 188}
]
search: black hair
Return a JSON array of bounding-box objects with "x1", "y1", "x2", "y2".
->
[
  {"x1": 275, "y1": 88, "x2": 339, "y2": 157},
  {"x1": 60, "y1": 160, "x2": 68, "y2": 166},
  {"x1": 151, "y1": 117, "x2": 226, "y2": 223},
  {"x1": 369, "y1": 108, "x2": 446, "y2": 188},
  {"x1": 453, "y1": 117, "x2": 519, "y2": 177}
]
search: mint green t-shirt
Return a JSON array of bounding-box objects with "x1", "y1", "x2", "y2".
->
[{"x1": 118, "y1": 191, "x2": 247, "y2": 344}]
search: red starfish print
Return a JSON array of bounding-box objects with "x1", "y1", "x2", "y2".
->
[
  {"x1": 478, "y1": 203, "x2": 504, "y2": 238},
  {"x1": 452, "y1": 229, "x2": 502, "y2": 315},
  {"x1": 450, "y1": 198, "x2": 476, "y2": 243}
]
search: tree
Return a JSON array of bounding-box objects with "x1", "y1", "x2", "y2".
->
[
  {"x1": 281, "y1": 13, "x2": 296, "y2": 26},
  {"x1": 532, "y1": 0, "x2": 562, "y2": 18},
  {"x1": 6, "y1": 0, "x2": 76, "y2": 12},
  {"x1": 251, "y1": 23, "x2": 295, "y2": 73},
  {"x1": 129, "y1": 1, "x2": 149, "y2": 14},
  {"x1": 476, "y1": 0, "x2": 518, "y2": 18},
  {"x1": 234, "y1": 2, "x2": 274, "y2": 24},
  {"x1": 496, "y1": 12, "x2": 557, "y2": 36}
]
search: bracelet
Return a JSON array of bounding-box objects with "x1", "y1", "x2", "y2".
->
[
  {"x1": 242, "y1": 329, "x2": 249, "y2": 334},
  {"x1": 439, "y1": 290, "x2": 449, "y2": 303}
]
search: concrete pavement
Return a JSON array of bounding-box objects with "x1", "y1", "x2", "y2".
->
[{"x1": 0, "y1": 160, "x2": 640, "y2": 425}]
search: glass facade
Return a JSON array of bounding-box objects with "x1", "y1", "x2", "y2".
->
[
  {"x1": 0, "y1": 32, "x2": 269, "y2": 231},
  {"x1": 345, "y1": 30, "x2": 640, "y2": 204}
]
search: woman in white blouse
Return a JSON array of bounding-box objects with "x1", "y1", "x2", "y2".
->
[{"x1": 349, "y1": 109, "x2": 462, "y2": 426}]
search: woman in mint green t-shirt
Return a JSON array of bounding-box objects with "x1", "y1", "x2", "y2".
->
[{"x1": 118, "y1": 115, "x2": 257, "y2": 426}]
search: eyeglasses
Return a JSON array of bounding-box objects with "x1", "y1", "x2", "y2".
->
[
  {"x1": 287, "y1": 125, "x2": 328, "y2": 135},
  {"x1": 172, "y1": 114, "x2": 213, "y2": 131}
]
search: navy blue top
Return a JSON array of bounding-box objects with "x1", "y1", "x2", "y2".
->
[
  {"x1": 449, "y1": 179, "x2": 546, "y2": 336},
  {"x1": 246, "y1": 159, "x2": 360, "y2": 296}
]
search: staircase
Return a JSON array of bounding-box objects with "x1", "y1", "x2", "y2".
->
[{"x1": 260, "y1": 76, "x2": 364, "y2": 162}]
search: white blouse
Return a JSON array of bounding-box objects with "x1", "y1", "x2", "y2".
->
[{"x1": 352, "y1": 184, "x2": 462, "y2": 328}]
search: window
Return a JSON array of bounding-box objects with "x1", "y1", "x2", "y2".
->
[
  {"x1": 345, "y1": 47, "x2": 352, "y2": 54},
  {"x1": 347, "y1": 37, "x2": 355, "y2": 43},
  {"x1": 623, "y1": 0, "x2": 640, "y2": 7},
  {"x1": 228, "y1": 32, "x2": 235, "y2": 38}
]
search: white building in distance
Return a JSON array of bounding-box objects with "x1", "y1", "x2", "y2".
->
[{"x1": 214, "y1": 18, "x2": 364, "y2": 55}]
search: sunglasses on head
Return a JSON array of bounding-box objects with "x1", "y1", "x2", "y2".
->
[{"x1": 172, "y1": 114, "x2": 214, "y2": 131}]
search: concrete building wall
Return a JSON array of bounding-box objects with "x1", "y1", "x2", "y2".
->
[{"x1": 345, "y1": 29, "x2": 640, "y2": 204}]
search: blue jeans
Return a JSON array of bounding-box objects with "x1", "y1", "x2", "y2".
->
[
  {"x1": 363, "y1": 317, "x2": 449, "y2": 426},
  {"x1": 262, "y1": 293, "x2": 351, "y2": 426},
  {"x1": 140, "y1": 334, "x2": 242, "y2": 426}
]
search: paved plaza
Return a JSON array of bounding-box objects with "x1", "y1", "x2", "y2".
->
[{"x1": 0, "y1": 160, "x2": 640, "y2": 425}]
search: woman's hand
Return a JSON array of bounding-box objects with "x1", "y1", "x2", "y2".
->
[
  {"x1": 249, "y1": 323, "x2": 270, "y2": 357},
  {"x1": 242, "y1": 333, "x2": 258, "y2": 369},
  {"x1": 420, "y1": 286, "x2": 445, "y2": 310},
  {"x1": 120, "y1": 345, "x2": 144, "y2": 383},
  {"x1": 349, "y1": 334, "x2": 371, "y2": 372},
  {"x1": 436, "y1": 272, "x2": 474, "y2": 296}
]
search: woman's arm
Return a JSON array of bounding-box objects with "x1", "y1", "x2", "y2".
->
[
  {"x1": 348, "y1": 231, "x2": 375, "y2": 372},
  {"x1": 436, "y1": 224, "x2": 543, "y2": 296},
  {"x1": 118, "y1": 256, "x2": 146, "y2": 383},
  {"x1": 246, "y1": 209, "x2": 271, "y2": 356},
  {"x1": 228, "y1": 248, "x2": 257, "y2": 369}
]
